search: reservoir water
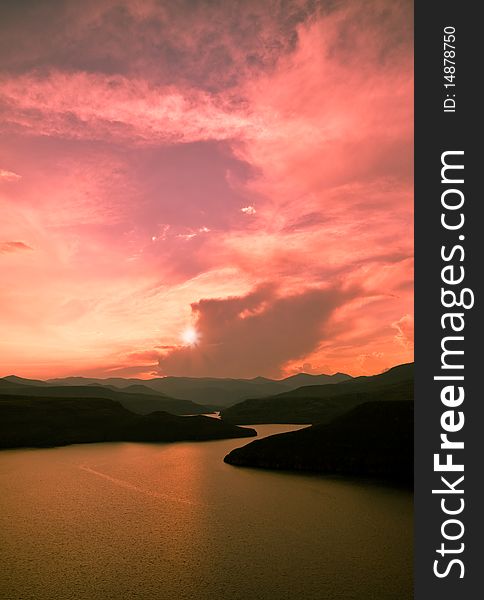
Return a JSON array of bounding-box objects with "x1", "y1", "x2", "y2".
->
[{"x1": 0, "y1": 424, "x2": 412, "y2": 600}]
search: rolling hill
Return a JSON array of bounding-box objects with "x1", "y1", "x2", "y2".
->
[
  {"x1": 0, "y1": 378, "x2": 211, "y2": 416},
  {"x1": 221, "y1": 363, "x2": 413, "y2": 424},
  {"x1": 0, "y1": 394, "x2": 255, "y2": 449},
  {"x1": 224, "y1": 400, "x2": 413, "y2": 484}
]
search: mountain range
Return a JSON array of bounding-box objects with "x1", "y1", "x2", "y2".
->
[
  {"x1": 220, "y1": 363, "x2": 413, "y2": 424},
  {"x1": 0, "y1": 365, "x2": 413, "y2": 459},
  {"x1": 0, "y1": 377, "x2": 212, "y2": 416},
  {"x1": 1, "y1": 370, "x2": 352, "y2": 409}
]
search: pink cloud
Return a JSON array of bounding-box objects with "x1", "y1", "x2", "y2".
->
[
  {"x1": 392, "y1": 313, "x2": 414, "y2": 349},
  {"x1": 0, "y1": 0, "x2": 413, "y2": 379},
  {"x1": 0, "y1": 71, "x2": 260, "y2": 144},
  {"x1": 0, "y1": 169, "x2": 21, "y2": 182}
]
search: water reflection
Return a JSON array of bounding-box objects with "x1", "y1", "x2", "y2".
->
[{"x1": 0, "y1": 425, "x2": 412, "y2": 600}]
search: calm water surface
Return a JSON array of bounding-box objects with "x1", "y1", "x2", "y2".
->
[{"x1": 0, "y1": 424, "x2": 412, "y2": 600}]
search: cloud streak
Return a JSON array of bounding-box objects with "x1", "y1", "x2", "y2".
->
[
  {"x1": 0, "y1": 241, "x2": 32, "y2": 254},
  {"x1": 0, "y1": 169, "x2": 21, "y2": 181}
]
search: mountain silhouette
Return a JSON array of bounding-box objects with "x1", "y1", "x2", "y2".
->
[
  {"x1": 224, "y1": 400, "x2": 413, "y2": 484},
  {"x1": 37, "y1": 371, "x2": 352, "y2": 407},
  {"x1": 0, "y1": 378, "x2": 211, "y2": 416},
  {"x1": 0, "y1": 394, "x2": 255, "y2": 449},
  {"x1": 221, "y1": 363, "x2": 413, "y2": 424}
]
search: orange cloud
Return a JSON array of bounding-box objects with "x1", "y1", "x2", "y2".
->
[{"x1": 0, "y1": 241, "x2": 32, "y2": 254}]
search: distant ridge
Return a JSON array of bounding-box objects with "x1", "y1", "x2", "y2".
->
[
  {"x1": 41, "y1": 371, "x2": 353, "y2": 407},
  {"x1": 271, "y1": 363, "x2": 413, "y2": 400},
  {"x1": 4, "y1": 375, "x2": 47, "y2": 386},
  {"x1": 280, "y1": 372, "x2": 352, "y2": 387},
  {"x1": 221, "y1": 363, "x2": 413, "y2": 424},
  {"x1": 0, "y1": 378, "x2": 212, "y2": 416},
  {"x1": 0, "y1": 368, "x2": 411, "y2": 413}
]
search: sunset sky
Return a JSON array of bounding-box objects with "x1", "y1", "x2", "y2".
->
[{"x1": 0, "y1": 0, "x2": 413, "y2": 380}]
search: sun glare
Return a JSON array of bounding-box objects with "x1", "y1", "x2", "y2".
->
[{"x1": 181, "y1": 327, "x2": 199, "y2": 346}]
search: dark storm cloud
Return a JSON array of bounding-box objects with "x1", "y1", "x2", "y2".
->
[{"x1": 157, "y1": 283, "x2": 357, "y2": 377}]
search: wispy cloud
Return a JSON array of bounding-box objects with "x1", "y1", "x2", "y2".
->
[
  {"x1": 0, "y1": 169, "x2": 21, "y2": 182},
  {"x1": 0, "y1": 241, "x2": 33, "y2": 254}
]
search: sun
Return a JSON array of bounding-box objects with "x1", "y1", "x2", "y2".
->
[{"x1": 181, "y1": 327, "x2": 199, "y2": 346}]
